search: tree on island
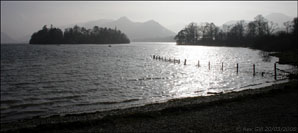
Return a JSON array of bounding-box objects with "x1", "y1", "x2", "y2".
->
[
  {"x1": 175, "y1": 15, "x2": 298, "y2": 51},
  {"x1": 30, "y1": 25, "x2": 63, "y2": 44},
  {"x1": 174, "y1": 22, "x2": 219, "y2": 45},
  {"x1": 29, "y1": 25, "x2": 130, "y2": 44}
]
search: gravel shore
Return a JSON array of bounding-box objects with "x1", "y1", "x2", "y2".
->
[{"x1": 1, "y1": 80, "x2": 297, "y2": 132}]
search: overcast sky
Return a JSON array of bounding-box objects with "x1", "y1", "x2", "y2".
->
[{"x1": 1, "y1": 1, "x2": 297, "y2": 41}]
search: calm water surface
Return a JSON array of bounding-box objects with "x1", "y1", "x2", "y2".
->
[{"x1": 0, "y1": 42, "x2": 295, "y2": 123}]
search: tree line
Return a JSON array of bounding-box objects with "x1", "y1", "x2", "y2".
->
[
  {"x1": 30, "y1": 25, "x2": 130, "y2": 44},
  {"x1": 175, "y1": 15, "x2": 297, "y2": 52}
]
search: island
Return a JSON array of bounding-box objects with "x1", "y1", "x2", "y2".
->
[{"x1": 29, "y1": 25, "x2": 130, "y2": 44}]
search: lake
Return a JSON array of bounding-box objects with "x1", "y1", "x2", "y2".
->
[{"x1": 0, "y1": 42, "x2": 295, "y2": 123}]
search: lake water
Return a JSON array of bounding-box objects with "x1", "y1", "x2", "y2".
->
[{"x1": 0, "y1": 42, "x2": 295, "y2": 123}]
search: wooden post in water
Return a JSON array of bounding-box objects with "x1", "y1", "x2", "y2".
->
[
  {"x1": 236, "y1": 63, "x2": 239, "y2": 74},
  {"x1": 174, "y1": 58, "x2": 175, "y2": 64},
  {"x1": 208, "y1": 61, "x2": 210, "y2": 70},
  {"x1": 184, "y1": 59, "x2": 187, "y2": 65},
  {"x1": 197, "y1": 60, "x2": 200, "y2": 67},
  {"x1": 221, "y1": 62, "x2": 223, "y2": 71},
  {"x1": 253, "y1": 64, "x2": 255, "y2": 76},
  {"x1": 274, "y1": 63, "x2": 277, "y2": 80}
]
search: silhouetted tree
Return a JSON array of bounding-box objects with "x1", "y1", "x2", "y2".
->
[
  {"x1": 291, "y1": 17, "x2": 298, "y2": 48},
  {"x1": 227, "y1": 20, "x2": 246, "y2": 43},
  {"x1": 175, "y1": 15, "x2": 297, "y2": 52},
  {"x1": 246, "y1": 21, "x2": 257, "y2": 40},
  {"x1": 292, "y1": 17, "x2": 298, "y2": 36},
  {"x1": 254, "y1": 15, "x2": 268, "y2": 36},
  {"x1": 265, "y1": 21, "x2": 278, "y2": 35},
  {"x1": 175, "y1": 22, "x2": 220, "y2": 45},
  {"x1": 175, "y1": 22, "x2": 199, "y2": 45},
  {"x1": 30, "y1": 25, "x2": 63, "y2": 44},
  {"x1": 199, "y1": 22, "x2": 218, "y2": 41},
  {"x1": 186, "y1": 22, "x2": 199, "y2": 44},
  {"x1": 283, "y1": 21, "x2": 291, "y2": 34},
  {"x1": 175, "y1": 29, "x2": 188, "y2": 44}
]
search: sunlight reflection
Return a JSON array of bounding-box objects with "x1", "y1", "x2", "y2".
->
[{"x1": 149, "y1": 44, "x2": 291, "y2": 100}]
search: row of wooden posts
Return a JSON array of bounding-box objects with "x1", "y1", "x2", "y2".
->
[
  {"x1": 152, "y1": 55, "x2": 184, "y2": 64},
  {"x1": 152, "y1": 55, "x2": 278, "y2": 80}
]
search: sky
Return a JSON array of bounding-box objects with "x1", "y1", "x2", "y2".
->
[{"x1": 1, "y1": 1, "x2": 297, "y2": 42}]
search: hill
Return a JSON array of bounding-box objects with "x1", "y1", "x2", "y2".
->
[
  {"x1": 70, "y1": 17, "x2": 176, "y2": 42},
  {"x1": 1, "y1": 32, "x2": 17, "y2": 44}
]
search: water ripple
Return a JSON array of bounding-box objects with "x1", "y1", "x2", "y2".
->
[{"x1": 1, "y1": 43, "x2": 296, "y2": 123}]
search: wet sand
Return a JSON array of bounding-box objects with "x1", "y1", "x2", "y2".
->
[{"x1": 1, "y1": 80, "x2": 297, "y2": 132}]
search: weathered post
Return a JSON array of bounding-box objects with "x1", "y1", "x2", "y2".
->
[
  {"x1": 208, "y1": 61, "x2": 210, "y2": 70},
  {"x1": 236, "y1": 63, "x2": 239, "y2": 74},
  {"x1": 221, "y1": 62, "x2": 223, "y2": 71},
  {"x1": 184, "y1": 59, "x2": 187, "y2": 65},
  {"x1": 274, "y1": 63, "x2": 277, "y2": 80},
  {"x1": 197, "y1": 60, "x2": 200, "y2": 67},
  {"x1": 253, "y1": 64, "x2": 255, "y2": 76}
]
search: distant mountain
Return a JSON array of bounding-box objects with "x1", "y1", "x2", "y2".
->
[
  {"x1": 61, "y1": 19, "x2": 114, "y2": 30},
  {"x1": 1, "y1": 32, "x2": 17, "y2": 44},
  {"x1": 222, "y1": 20, "x2": 251, "y2": 26},
  {"x1": 168, "y1": 22, "x2": 187, "y2": 33},
  {"x1": 69, "y1": 17, "x2": 176, "y2": 42},
  {"x1": 221, "y1": 20, "x2": 250, "y2": 32},
  {"x1": 18, "y1": 34, "x2": 31, "y2": 44},
  {"x1": 82, "y1": 19, "x2": 114, "y2": 29},
  {"x1": 265, "y1": 13, "x2": 293, "y2": 28},
  {"x1": 134, "y1": 36, "x2": 175, "y2": 42}
]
